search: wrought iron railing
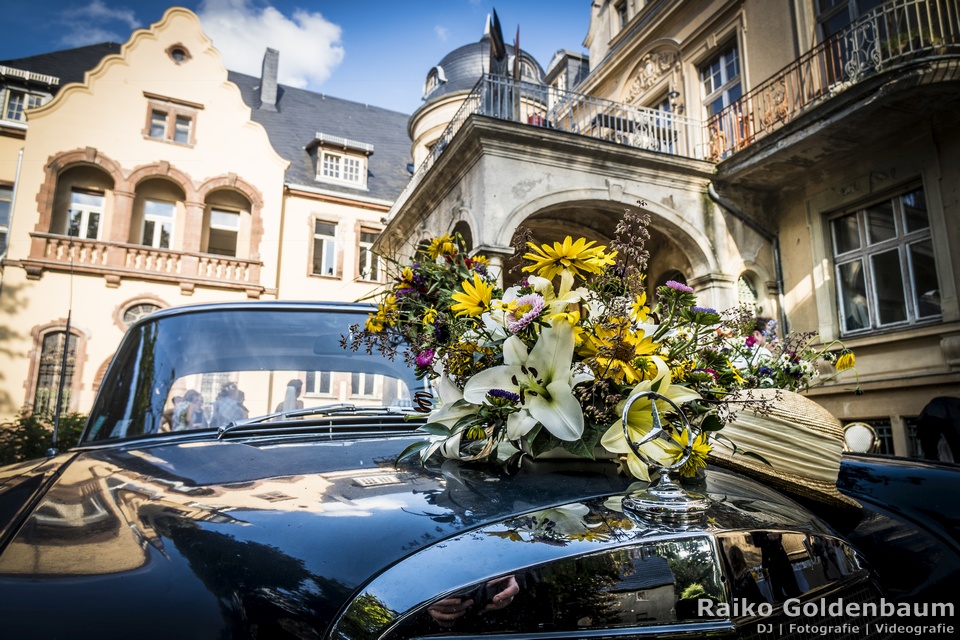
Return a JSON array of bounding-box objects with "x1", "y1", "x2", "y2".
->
[
  {"x1": 386, "y1": 0, "x2": 960, "y2": 220},
  {"x1": 391, "y1": 75, "x2": 707, "y2": 215},
  {"x1": 706, "y1": 0, "x2": 960, "y2": 159}
]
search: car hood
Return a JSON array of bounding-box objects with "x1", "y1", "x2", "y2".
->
[{"x1": 0, "y1": 433, "x2": 637, "y2": 637}]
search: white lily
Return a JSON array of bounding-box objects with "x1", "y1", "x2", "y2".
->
[
  {"x1": 462, "y1": 320, "x2": 592, "y2": 442},
  {"x1": 527, "y1": 275, "x2": 588, "y2": 318},
  {"x1": 424, "y1": 372, "x2": 480, "y2": 460},
  {"x1": 600, "y1": 371, "x2": 701, "y2": 481}
]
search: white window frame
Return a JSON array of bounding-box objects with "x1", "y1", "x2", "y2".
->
[
  {"x1": 699, "y1": 42, "x2": 741, "y2": 119},
  {"x1": 142, "y1": 200, "x2": 175, "y2": 249},
  {"x1": 312, "y1": 219, "x2": 338, "y2": 277},
  {"x1": 208, "y1": 208, "x2": 240, "y2": 256},
  {"x1": 66, "y1": 189, "x2": 104, "y2": 240},
  {"x1": 3, "y1": 89, "x2": 43, "y2": 122},
  {"x1": 830, "y1": 184, "x2": 941, "y2": 335},
  {"x1": 304, "y1": 370, "x2": 333, "y2": 396},
  {"x1": 350, "y1": 372, "x2": 379, "y2": 398},
  {"x1": 0, "y1": 185, "x2": 11, "y2": 254},
  {"x1": 316, "y1": 150, "x2": 367, "y2": 189},
  {"x1": 358, "y1": 229, "x2": 384, "y2": 282}
]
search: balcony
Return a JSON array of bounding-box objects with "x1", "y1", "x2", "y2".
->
[
  {"x1": 21, "y1": 233, "x2": 265, "y2": 297},
  {"x1": 708, "y1": 0, "x2": 960, "y2": 161},
  {"x1": 390, "y1": 0, "x2": 959, "y2": 215}
]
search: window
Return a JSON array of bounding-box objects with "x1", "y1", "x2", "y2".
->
[
  {"x1": 3, "y1": 89, "x2": 43, "y2": 122},
  {"x1": 358, "y1": 230, "x2": 383, "y2": 281},
  {"x1": 66, "y1": 189, "x2": 104, "y2": 240},
  {"x1": 615, "y1": 1, "x2": 628, "y2": 30},
  {"x1": 312, "y1": 220, "x2": 337, "y2": 276},
  {"x1": 142, "y1": 200, "x2": 175, "y2": 249},
  {"x1": 737, "y1": 275, "x2": 759, "y2": 313},
  {"x1": 149, "y1": 110, "x2": 167, "y2": 138},
  {"x1": 317, "y1": 150, "x2": 366, "y2": 188},
  {"x1": 122, "y1": 303, "x2": 160, "y2": 327},
  {"x1": 0, "y1": 186, "x2": 11, "y2": 254},
  {"x1": 700, "y1": 43, "x2": 741, "y2": 119},
  {"x1": 143, "y1": 93, "x2": 200, "y2": 145},
  {"x1": 351, "y1": 372, "x2": 378, "y2": 397},
  {"x1": 831, "y1": 185, "x2": 940, "y2": 334},
  {"x1": 208, "y1": 209, "x2": 239, "y2": 256},
  {"x1": 816, "y1": 0, "x2": 884, "y2": 38},
  {"x1": 305, "y1": 371, "x2": 332, "y2": 396},
  {"x1": 33, "y1": 331, "x2": 77, "y2": 416},
  {"x1": 174, "y1": 115, "x2": 192, "y2": 143}
]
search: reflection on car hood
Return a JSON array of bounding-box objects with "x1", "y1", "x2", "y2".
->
[{"x1": 0, "y1": 433, "x2": 834, "y2": 638}]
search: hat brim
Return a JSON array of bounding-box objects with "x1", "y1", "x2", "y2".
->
[{"x1": 709, "y1": 449, "x2": 861, "y2": 509}]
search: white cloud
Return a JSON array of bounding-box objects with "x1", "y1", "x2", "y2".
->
[
  {"x1": 197, "y1": 0, "x2": 345, "y2": 89},
  {"x1": 57, "y1": 1, "x2": 139, "y2": 48},
  {"x1": 434, "y1": 25, "x2": 449, "y2": 42}
]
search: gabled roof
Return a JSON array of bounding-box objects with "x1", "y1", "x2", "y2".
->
[{"x1": 0, "y1": 44, "x2": 412, "y2": 203}]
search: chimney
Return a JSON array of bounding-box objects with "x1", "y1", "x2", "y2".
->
[{"x1": 259, "y1": 48, "x2": 279, "y2": 111}]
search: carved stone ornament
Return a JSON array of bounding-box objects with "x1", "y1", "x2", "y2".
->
[{"x1": 626, "y1": 51, "x2": 679, "y2": 103}]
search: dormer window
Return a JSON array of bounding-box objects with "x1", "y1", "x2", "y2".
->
[
  {"x1": 310, "y1": 133, "x2": 373, "y2": 190},
  {"x1": 423, "y1": 66, "x2": 447, "y2": 99},
  {"x1": 4, "y1": 89, "x2": 44, "y2": 122}
]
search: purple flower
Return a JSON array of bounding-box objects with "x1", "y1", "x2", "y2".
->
[
  {"x1": 488, "y1": 389, "x2": 521, "y2": 403},
  {"x1": 415, "y1": 349, "x2": 435, "y2": 368},
  {"x1": 666, "y1": 280, "x2": 694, "y2": 293},
  {"x1": 691, "y1": 306, "x2": 716, "y2": 314}
]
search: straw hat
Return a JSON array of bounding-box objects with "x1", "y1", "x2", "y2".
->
[{"x1": 709, "y1": 388, "x2": 860, "y2": 509}]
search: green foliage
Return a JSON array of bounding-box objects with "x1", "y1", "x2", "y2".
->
[{"x1": 0, "y1": 411, "x2": 87, "y2": 466}]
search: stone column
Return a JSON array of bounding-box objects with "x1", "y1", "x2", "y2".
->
[
  {"x1": 182, "y1": 200, "x2": 205, "y2": 253},
  {"x1": 474, "y1": 244, "x2": 515, "y2": 287},
  {"x1": 106, "y1": 189, "x2": 136, "y2": 269}
]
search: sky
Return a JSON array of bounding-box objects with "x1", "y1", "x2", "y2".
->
[{"x1": 1, "y1": 0, "x2": 591, "y2": 114}]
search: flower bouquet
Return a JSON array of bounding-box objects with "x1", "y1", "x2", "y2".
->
[{"x1": 346, "y1": 209, "x2": 858, "y2": 482}]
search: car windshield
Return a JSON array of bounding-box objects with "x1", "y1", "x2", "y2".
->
[{"x1": 82, "y1": 303, "x2": 425, "y2": 443}]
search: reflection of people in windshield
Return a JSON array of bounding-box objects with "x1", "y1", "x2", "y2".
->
[
  {"x1": 427, "y1": 575, "x2": 520, "y2": 628},
  {"x1": 753, "y1": 532, "x2": 802, "y2": 600}
]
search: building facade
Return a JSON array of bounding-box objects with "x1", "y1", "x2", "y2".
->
[
  {"x1": 0, "y1": 8, "x2": 410, "y2": 420},
  {"x1": 382, "y1": 0, "x2": 960, "y2": 457}
]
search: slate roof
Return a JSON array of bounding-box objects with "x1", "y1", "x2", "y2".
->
[
  {"x1": 423, "y1": 36, "x2": 545, "y2": 104},
  {"x1": 0, "y1": 43, "x2": 122, "y2": 89},
  {"x1": 228, "y1": 72, "x2": 412, "y2": 202},
  {"x1": 1, "y1": 44, "x2": 412, "y2": 202}
]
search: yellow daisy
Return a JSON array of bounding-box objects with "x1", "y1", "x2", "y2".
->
[
  {"x1": 669, "y1": 429, "x2": 711, "y2": 478},
  {"x1": 427, "y1": 234, "x2": 457, "y2": 260},
  {"x1": 450, "y1": 272, "x2": 494, "y2": 317},
  {"x1": 579, "y1": 319, "x2": 662, "y2": 384},
  {"x1": 522, "y1": 236, "x2": 617, "y2": 281},
  {"x1": 630, "y1": 291, "x2": 650, "y2": 323}
]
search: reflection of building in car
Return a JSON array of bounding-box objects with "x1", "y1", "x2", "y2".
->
[
  {"x1": 608, "y1": 555, "x2": 675, "y2": 623},
  {"x1": 917, "y1": 396, "x2": 960, "y2": 463}
]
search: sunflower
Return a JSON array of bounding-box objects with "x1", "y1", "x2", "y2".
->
[
  {"x1": 450, "y1": 272, "x2": 494, "y2": 317},
  {"x1": 522, "y1": 236, "x2": 617, "y2": 281}
]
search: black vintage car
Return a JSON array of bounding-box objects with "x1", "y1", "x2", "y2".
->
[{"x1": 0, "y1": 302, "x2": 956, "y2": 639}]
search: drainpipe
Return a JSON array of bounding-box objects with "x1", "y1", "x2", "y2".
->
[
  {"x1": 707, "y1": 182, "x2": 788, "y2": 335},
  {"x1": 0, "y1": 147, "x2": 24, "y2": 296}
]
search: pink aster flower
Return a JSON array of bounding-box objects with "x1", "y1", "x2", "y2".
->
[
  {"x1": 507, "y1": 293, "x2": 545, "y2": 333},
  {"x1": 665, "y1": 280, "x2": 694, "y2": 293}
]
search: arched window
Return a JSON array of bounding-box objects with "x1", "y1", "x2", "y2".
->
[
  {"x1": 737, "y1": 274, "x2": 759, "y2": 313},
  {"x1": 33, "y1": 330, "x2": 78, "y2": 416}
]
